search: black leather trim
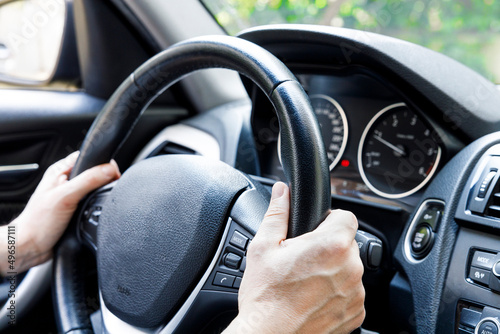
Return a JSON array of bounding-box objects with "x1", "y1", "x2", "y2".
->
[
  {"x1": 52, "y1": 231, "x2": 93, "y2": 334},
  {"x1": 270, "y1": 80, "x2": 330, "y2": 236}
]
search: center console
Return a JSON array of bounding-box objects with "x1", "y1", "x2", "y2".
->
[{"x1": 438, "y1": 144, "x2": 500, "y2": 334}]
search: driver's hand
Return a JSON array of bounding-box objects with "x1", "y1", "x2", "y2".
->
[
  {"x1": 225, "y1": 182, "x2": 365, "y2": 334},
  {"x1": 0, "y1": 151, "x2": 120, "y2": 276}
]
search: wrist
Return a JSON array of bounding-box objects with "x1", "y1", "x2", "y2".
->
[
  {"x1": 4, "y1": 214, "x2": 51, "y2": 275},
  {"x1": 223, "y1": 308, "x2": 284, "y2": 334}
]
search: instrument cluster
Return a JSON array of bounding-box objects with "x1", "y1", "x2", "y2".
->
[{"x1": 255, "y1": 71, "x2": 452, "y2": 209}]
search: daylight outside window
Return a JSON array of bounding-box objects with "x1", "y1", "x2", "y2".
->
[
  {"x1": 0, "y1": 0, "x2": 65, "y2": 85},
  {"x1": 202, "y1": 0, "x2": 500, "y2": 84}
]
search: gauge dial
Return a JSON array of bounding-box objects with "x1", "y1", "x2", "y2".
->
[
  {"x1": 310, "y1": 94, "x2": 348, "y2": 170},
  {"x1": 358, "y1": 103, "x2": 441, "y2": 199}
]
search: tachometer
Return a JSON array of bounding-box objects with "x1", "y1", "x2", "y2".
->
[
  {"x1": 358, "y1": 103, "x2": 441, "y2": 199},
  {"x1": 310, "y1": 94, "x2": 348, "y2": 170}
]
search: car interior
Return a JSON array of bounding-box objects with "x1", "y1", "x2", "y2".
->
[{"x1": 1, "y1": 0, "x2": 500, "y2": 333}]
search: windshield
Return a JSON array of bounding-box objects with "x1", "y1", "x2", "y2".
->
[{"x1": 202, "y1": 0, "x2": 500, "y2": 84}]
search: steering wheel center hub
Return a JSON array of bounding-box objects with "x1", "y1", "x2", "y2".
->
[{"x1": 97, "y1": 155, "x2": 249, "y2": 328}]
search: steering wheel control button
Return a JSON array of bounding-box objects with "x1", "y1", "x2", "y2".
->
[
  {"x1": 233, "y1": 277, "x2": 242, "y2": 289},
  {"x1": 410, "y1": 224, "x2": 433, "y2": 258},
  {"x1": 475, "y1": 318, "x2": 500, "y2": 334},
  {"x1": 240, "y1": 256, "x2": 246, "y2": 272},
  {"x1": 469, "y1": 267, "x2": 491, "y2": 286},
  {"x1": 229, "y1": 230, "x2": 248, "y2": 250},
  {"x1": 224, "y1": 253, "x2": 242, "y2": 270},
  {"x1": 471, "y1": 251, "x2": 497, "y2": 270},
  {"x1": 213, "y1": 272, "x2": 236, "y2": 288}
]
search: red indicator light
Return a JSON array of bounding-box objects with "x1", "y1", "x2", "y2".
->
[{"x1": 340, "y1": 159, "x2": 350, "y2": 167}]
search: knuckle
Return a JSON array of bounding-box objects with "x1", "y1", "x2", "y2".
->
[
  {"x1": 351, "y1": 259, "x2": 365, "y2": 282},
  {"x1": 353, "y1": 307, "x2": 366, "y2": 329},
  {"x1": 45, "y1": 163, "x2": 60, "y2": 175},
  {"x1": 264, "y1": 204, "x2": 287, "y2": 220},
  {"x1": 344, "y1": 210, "x2": 359, "y2": 231},
  {"x1": 246, "y1": 238, "x2": 267, "y2": 259},
  {"x1": 332, "y1": 236, "x2": 352, "y2": 255},
  {"x1": 318, "y1": 238, "x2": 350, "y2": 262},
  {"x1": 84, "y1": 171, "x2": 100, "y2": 185},
  {"x1": 331, "y1": 209, "x2": 358, "y2": 231}
]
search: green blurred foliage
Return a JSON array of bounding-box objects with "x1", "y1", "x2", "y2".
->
[{"x1": 202, "y1": 0, "x2": 500, "y2": 82}]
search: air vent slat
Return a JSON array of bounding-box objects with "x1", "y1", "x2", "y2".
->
[
  {"x1": 487, "y1": 205, "x2": 500, "y2": 219},
  {"x1": 161, "y1": 142, "x2": 196, "y2": 155}
]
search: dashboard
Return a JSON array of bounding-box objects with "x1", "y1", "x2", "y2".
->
[{"x1": 250, "y1": 69, "x2": 462, "y2": 210}]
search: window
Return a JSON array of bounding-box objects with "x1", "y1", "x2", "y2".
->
[{"x1": 202, "y1": 0, "x2": 500, "y2": 83}]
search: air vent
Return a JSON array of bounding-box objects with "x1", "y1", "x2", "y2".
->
[
  {"x1": 456, "y1": 144, "x2": 500, "y2": 232},
  {"x1": 147, "y1": 141, "x2": 197, "y2": 159},
  {"x1": 486, "y1": 189, "x2": 500, "y2": 219},
  {"x1": 468, "y1": 156, "x2": 500, "y2": 218}
]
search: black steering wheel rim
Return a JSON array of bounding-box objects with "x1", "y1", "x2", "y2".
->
[{"x1": 53, "y1": 35, "x2": 331, "y2": 333}]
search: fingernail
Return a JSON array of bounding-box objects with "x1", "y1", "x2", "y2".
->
[
  {"x1": 271, "y1": 182, "x2": 287, "y2": 200},
  {"x1": 67, "y1": 151, "x2": 80, "y2": 160},
  {"x1": 110, "y1": 159, "x2": 121, "y2": 175},
  {"x1": 101, "y1": 164, "x2": 115, "y2": 178}
]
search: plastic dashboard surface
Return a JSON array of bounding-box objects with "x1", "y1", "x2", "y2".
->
[{"x1": 249, "y1": 69, "x2": 461, "y2": 211}]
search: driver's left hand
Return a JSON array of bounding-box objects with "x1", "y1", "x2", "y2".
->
[{"x1": 0, "y1": 151, "x2": 120, "y2": 276}]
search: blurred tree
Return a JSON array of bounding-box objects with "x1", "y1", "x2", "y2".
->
[{"x1": 202, "y1": 0, "x2": 500, "y2": 82}]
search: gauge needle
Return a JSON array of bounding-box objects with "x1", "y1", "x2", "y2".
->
[{"x1": 374, "y1": 135, "x2": 406, "y2": 156}]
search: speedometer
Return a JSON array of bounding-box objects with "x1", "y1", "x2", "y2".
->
[
  {"x1": 310, "y1": 94, "x2": 348, "y2": 170},
  {"x1": 358, "y1": 103, "x2": 441, "y2": 199}
]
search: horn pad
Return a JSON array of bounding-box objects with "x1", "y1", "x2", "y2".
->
[{"x1": 97, "y1": 155, "x2": 249, "y2": 328}]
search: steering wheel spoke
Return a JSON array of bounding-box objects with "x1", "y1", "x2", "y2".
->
[
  {"x1": 77, "y1": 183, "x2": 115, "y2": 253},
  {"x1": 97, "y1": 214, "x2": 257, "y2": 333}
]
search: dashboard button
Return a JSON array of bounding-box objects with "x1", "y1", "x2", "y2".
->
[
  {"x1": 411, "y1": 224, "x2": 433, "y2": 256},
  {"x1": 469, "y1": 266, "x2": 490, "y2": 285},
  {"x1": 419, "y1": 207, "x2": 442, "y2": 231},
  {"x1": 229, "y1": 231, "x2": 248, "y2": 250},
  {"x1": 475, "y1": 319, "x2": 499, "y2": 334},
  {"x1": 213, "y1": 272, "x2": 235, "y2": 288},
  {"x1": 471, "y1": 251, "x2": 497, "y2": 270}
]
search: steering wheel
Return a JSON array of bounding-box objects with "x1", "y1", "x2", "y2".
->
[{"x1": 52, "y1": 35, "x2": 331, "y2": 333}]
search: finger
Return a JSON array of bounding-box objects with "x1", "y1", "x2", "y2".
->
[
  {"x1": 37, "y1": 151, "x2": 80, "y2": 191},
  {"x1": 313, "y1": 209, "x2": 358, "y2": 240},
  {"x1": 50, "y1": 151, "x2": 80, "y2": 176},
  {"x1": 253, "y1": 182, "x2": 290, "y2": 244},
  {"x1": 60, "y1": 161, "x2": 120, "y2": 203},
  {"x1": 112, "y1": 160, "x2": 122, "y2": 178}
]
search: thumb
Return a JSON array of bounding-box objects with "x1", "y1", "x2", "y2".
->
[{"x1": 254, "y1": 182, "x2": 290, "y2": 244}]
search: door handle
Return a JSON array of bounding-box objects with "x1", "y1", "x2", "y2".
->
[{"x1": 0, "y1": 163, "x2": 39, "y2": 184}]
